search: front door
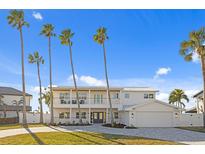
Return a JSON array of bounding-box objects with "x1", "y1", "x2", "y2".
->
[{"x1": 93, "y1": 112, "x2": 104, "y2": 123}]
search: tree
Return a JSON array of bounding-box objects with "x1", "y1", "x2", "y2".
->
[
  {"x1": 59, "y1": 29, "x2": 82, "y2": 123},
  {"x1": 0, "y1": 95, "x2": 6, "y2": 118},
  {"x1": 7, "y1": 10, "x2": 29, "y2": 126},
  {"x1": 169, "y1": 89, "x2": 189, "y2": 113},
  {"x1": 28, "y1": 51, "x2": 44, "y2": 123},
  {"x1": 93, "y1": 27, "x2": 114, "y2": 126},
  {"x1": 12, "y1": 98, "x2": 23, "y2": 118},
  {"x1": 40, "y1": 24, "x2": 56, "y2": 125},
  {"x1": 42, "y1": 88, "x2": 51, "y2": 108},
  {"x1": 180, "y1": 27, "x2": 205, "y2": 126}
]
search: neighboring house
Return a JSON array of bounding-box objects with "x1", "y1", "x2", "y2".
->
[
  {"x1": 52, "y1": 86, "x2": 180, "y2": 127},
  {"x1": 0, "y1": 86, "x2": 32, "y2": 118},
  {"x1": 193, "y1": 90, "x2": 204, "y2": 113}
]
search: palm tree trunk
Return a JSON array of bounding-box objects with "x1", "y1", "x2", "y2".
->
[
  {"x1": 48, "y1": 36, "x2": 54, "y2": 125},
  {"x1": 200, "y1": 56, "x2": 205, "y2": 127},
  {"x1": 37, "y1": 62, "x2": 43, "y2": 124},
  {"x1": 102, "y1": 43, "x2": 114, "y2": 126},
  {"x1": 19, "y1": 27, "x2": 27, "y2": 126},
  {"x1": 69, "y1": 44, "x2": 82, "y2": 124}
]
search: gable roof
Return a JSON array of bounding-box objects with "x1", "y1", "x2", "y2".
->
[
  {"x1": 0, "y1": 87, "x2": 32, "y2": 96},
  {"x1": 123, "y1": 100, "x2": 179, "y2": 111},
  {"x1": 193, "y1": 90, "x2": 203, "y2": 98}
]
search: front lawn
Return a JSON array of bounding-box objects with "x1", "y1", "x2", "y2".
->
[
  {"x1": 178, "y1": 127, "x2": 205, "y2": 133},
  {"x1": 0, "y1": 124, "x2": 47, "y2": 131},
  {"x1": 0, "y1": 132, "x2": 179, "y2": 145}
]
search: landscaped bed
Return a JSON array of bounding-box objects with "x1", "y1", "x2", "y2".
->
[
  {"x1": 0, "y1": 124, "x2": 47, "y2": 131},
  {"x1": 102, "y1": 123, "x2": 137, "y2": 129},
  {"x1": 0, "y1": 132, "x2": 179, "y2": 145}
]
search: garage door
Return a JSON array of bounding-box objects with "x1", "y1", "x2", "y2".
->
[{"x1": 135, "y1": 111, "x2": 173, "y2": 127}]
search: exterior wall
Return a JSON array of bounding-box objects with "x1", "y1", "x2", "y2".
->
[
  {"x1": 119, "y1": 111, "x2": 129, "y2": 126},
  {"x1": 19, "y1": 112, "x2": 50, "y2": 124},
  {"x1": 121, "y1": 91, "x2": 155, "y2": 106},
  {"x1": 174, "y1": 113, "x2": 203, "y2": 127}
]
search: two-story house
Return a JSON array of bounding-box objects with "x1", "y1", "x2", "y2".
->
[
  {"x1": 192, "y1": 90, "x2": 204, "y2": 113},
  {"x1": 0, "y1": 86, "x2": 32, "y2": 118},
  {"x1": 52, "y1": 86, "x2": 179, "y2": 127}
]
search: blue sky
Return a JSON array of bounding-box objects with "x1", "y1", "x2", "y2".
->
[{"x1": 0, "y1": 9, "x2": 204, "y2": 111}]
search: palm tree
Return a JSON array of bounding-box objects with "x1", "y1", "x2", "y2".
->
[
  {"x1": 42, "y1": 88, "x2": 51, "y2": 108},
  {"x1": 7, "y1": 10, "x2": 29, "y2": 126},
  {"x1": 93, "y1": 27, "x2": 114, "y2": 126},
  {"x1": 180, "y1": 27, "x2": 205, "y2": 126},
  {"x1": 169, "y1": 89, "x2": 189, "y2": 113},
  {"x1": 12, "y1": 98, "x2": 23, "y2": 118},
  {"x1": 59, "y1": 29, "x2": 82, "y2": 124},
  {"x1": 28, "y1": 51, "x2": 44, "y2": 123},
  {"x1": 40, "y1": 24, "x2": 56, "y2": 125}
]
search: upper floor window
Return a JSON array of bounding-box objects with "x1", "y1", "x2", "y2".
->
[
  {"x1": 112, "y1": 93, "x2": 119, "y2": 99},
  {"x1": 94, "y1": 94, "x2": 103, "y2": 104},
  {"x1": 144, "y1": 93, "x2": 154, "y2": 99},
  {"x1": 149, "y1": 94, "x2": 154, "y2": 99},
  {"x1": 59, "y1": 93, "x2": 70, "y2": 99},
  {"x1": 79, "y1": 93, "x2": 87, "y2": 100},
  {"x1": 114, "y1": 112, "x2": 119, "y2": 119},
  {"x1": 124, "y1": 93, "x2": 130, "y2": 99}
]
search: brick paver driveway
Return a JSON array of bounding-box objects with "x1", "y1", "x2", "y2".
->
[{"x1": 1, "y1": 125, "x2": 205, "y2": 145}]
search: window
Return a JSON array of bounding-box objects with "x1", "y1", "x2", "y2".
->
[
  {"x1": 112, "y1": 93, "x2": 119, "y2": 99},
  {"x1": 59, "y1": 112, "x2": 70, "y2": 119},
  {"x1": 124, "y1": 93, "x2": 130, "y2": 99},
  {"x1": 76, "y1": 112, "x2": 86, "y2": 119},
  {"x1": 59, "y1": 93, "x2": 70, "y2": 99},
  {"x1": 114, "y1": 112, "x2": 118, "y2": 119},
  {"x1": 144, "y1": 94, "x2": 149, "y2": 99},
  {"x1": 94, "y1": 94, "x2": 103, "y2": 104},
  {"x1": 72, "y1": 100, "x2": 77, "y2": 104},
  {"x1": 79, "y1": 93, "x2": 87, "y2": 100},
  {"x1": 149, "y1": 94, "x2": 154, "y2": 99}
]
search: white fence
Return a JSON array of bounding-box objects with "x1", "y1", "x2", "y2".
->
[
  {"x1": 174, "y1": 113, "x2": 203, "y2": 127},
  {"x1": 19, "y1": 112, "x2": 50, "y2": 124}
]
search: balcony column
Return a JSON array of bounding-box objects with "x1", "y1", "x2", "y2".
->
[
  {"x1": 89, "y1": 90, "x2": 91, "y2": 104},
  {"x1": 70, "y1": 108, "x2": 72, "y2": 123},
  {"x1": 88, "y1": 108, "x2": 91, "y2": 124},
  {"x1": 106, "y1": 108, "x2": 109, "y2": 124},
  {"x1": 88, "y1": 89, "x2": 91, "y2": 124},
  {"x1": 70, "y1": 89, "x2": 72, "y2": 104}
]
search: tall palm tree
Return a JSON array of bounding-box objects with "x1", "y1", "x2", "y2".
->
[
  {"x1": 93, "y1": 27, "x2": 114, "y2": 126},
  {"x1": 59, "y1": 29, "x2": 82, "y2": 124},
  {"x1": 180, "y1": 27, "x2": 205, "y2": 126},
  {"x1": 169, "y1": 89, "x2": 189, "y2": 113},
  {"x1": 28, "y1": 51, "x2": 45, "y2": 123},
  {"x1": 7, "y1": 10, "x2": 29, "y2": 126},
  {"x1": 40, "y1": 24, "x2": 56, "y2": 125}
]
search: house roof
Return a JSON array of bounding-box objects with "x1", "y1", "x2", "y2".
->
[
  {"x1": 0, "y1": 87, "x2": 32, "y2": 96},
  {"x1": 53, "y1": 86, "x2": 158, "y2": 92},
  {"x1": 193, "y1": 90, "x2": 203, "y2": 98},
  {"x1": 185, "y1": 107, "x2": 197, "y2": 113},
  {"x1": 123, "y1": 100, "x2": 179, "y2": 111}
]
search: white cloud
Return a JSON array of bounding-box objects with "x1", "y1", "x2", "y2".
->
[
  {"x1": 154, "y1": 67, "x2": 171, "y2": 79},
  {"x1": 68, "y1": 74, "x2": 79, "y2": 81},
  {"x1": 156, "y1": 92, "x2": 169, "y2": 102},
  {"x1": 80, "y1": 76, "x2": 105, "y2": 86},
  {"x1": 32, "y1": 11, "x2": 43, "y2": 20}
]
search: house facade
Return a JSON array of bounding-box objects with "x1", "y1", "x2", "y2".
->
[
  {"x1": 52, "y1": 86, "x2": 180, "y2": 127},
  {"x1": 193, "y1": 90, "x2": 204, "y2": 113},
  {"x1": 0, "y1": 87, "x2": 32, "y2": 118}
]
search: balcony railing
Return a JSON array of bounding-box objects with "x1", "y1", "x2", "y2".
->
[{"x1": 54, "y1": 97, "x2": 120, "y2": 105}]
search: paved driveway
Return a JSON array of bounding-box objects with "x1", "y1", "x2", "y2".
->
[{"x1": 1, "y1": 125, "x2": 205, "y2": 145}]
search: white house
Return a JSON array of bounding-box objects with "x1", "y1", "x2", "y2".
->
[
  {"x1": 0, "y1": 86, "x2": 32, "y2": 118},
  {"x1": 192, "y1": 90, "x2": 204, "y2": 113},
  {"x1": 52, "y1": 86, "x2": 181, "y2": 127}
]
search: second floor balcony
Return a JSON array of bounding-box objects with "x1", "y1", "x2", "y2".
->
[{"x1": 53, "y1": 97, "x2": 120, "y2": 108}]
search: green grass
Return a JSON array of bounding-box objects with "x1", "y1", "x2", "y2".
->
[
  {"x1": 0, "y1": 124, "x2": 47, "y2": 131},
  {"x1": 0, "y1": 132, "x2": 179, "y2": 145},
  {"x1": 178, "y1": 127, "x2": 205, "y2": 133}
]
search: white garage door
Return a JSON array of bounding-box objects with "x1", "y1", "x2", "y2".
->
[{"x1": 135, "y1": 111, "x2": 173, "y2": 127}]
